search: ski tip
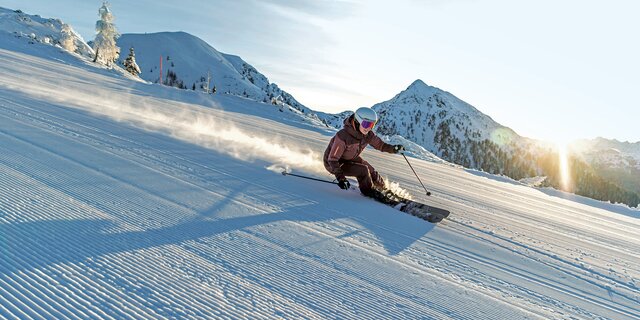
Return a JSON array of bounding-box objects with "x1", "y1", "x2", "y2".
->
[{"x1": 428, "y1": 216, "x2": 444, "y2": 223}]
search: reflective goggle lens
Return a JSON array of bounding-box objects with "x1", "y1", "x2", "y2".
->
[{"x1": 360, "y1": 119, "x2": 376, "y2": 129}]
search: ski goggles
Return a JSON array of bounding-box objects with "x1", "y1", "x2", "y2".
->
[{"x1": 360, "y1": 119, "x2": 377, "y2": 129}]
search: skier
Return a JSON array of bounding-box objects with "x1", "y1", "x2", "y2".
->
[{"x1": 323, "y1": 107, "x2": 404, "y2": 200}]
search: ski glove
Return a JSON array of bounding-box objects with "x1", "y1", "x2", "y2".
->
[
  {"x1": 337, "y1": 178, "x2": 350, "y2": 190},
  {"x1": 393, "y1": 144, "x2": 405, "y2": 153}
]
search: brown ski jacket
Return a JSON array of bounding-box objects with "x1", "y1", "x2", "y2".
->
[{"x1": 323, "y1": 115, "x2": 396, "y2": 179}]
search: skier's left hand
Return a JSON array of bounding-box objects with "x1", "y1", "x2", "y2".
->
[
  {"x1": 393, "y1": 144, "x2": 405, "y2": 153},
  {"x1": 337, "y1": 178, "x2": 351, "y2": 190}
]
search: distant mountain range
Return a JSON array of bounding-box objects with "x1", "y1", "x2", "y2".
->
[
  {"x1": 570, "y1": 138, "x2": 640, "y2": 194},
  {"x1": 571, "y1": 138, "x2": 640, "y2": 169},
  {"x1": 2, "y1": 6, "x2": 637, "y2": 207}
]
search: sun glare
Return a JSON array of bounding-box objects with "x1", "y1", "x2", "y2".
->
[{"x1": 557, "y1": 141, "x2": 571, "y2": 191}]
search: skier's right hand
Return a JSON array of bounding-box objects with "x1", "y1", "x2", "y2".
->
[
  {"x1": 393, "y1": 144, "x2": 405, "y2": 153},
  {"x1": 338, "y1": 178, "x2": 350, "y2": 190}
]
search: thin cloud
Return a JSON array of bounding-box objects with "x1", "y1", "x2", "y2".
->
[{"x1": 260, "y1": 0, "x2": 358, "y2": 20}]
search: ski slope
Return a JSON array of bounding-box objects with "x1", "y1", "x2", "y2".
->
[{"x1": 1, "y1": 35, "x2": 639, "y2": 320}]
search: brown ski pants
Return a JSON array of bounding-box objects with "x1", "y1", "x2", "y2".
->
[{"x1": 339, "y1": 157, "x2": 384, "y2": 193}]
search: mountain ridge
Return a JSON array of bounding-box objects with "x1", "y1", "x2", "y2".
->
[{"x1": 116, "y1": 31, "x2": 328, "y2": 128}]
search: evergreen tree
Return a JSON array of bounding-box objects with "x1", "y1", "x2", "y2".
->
[
  {"x1": 123, "y1": 47, "x2": 141, "y2": 76},
  {"x1": 60, "y1": 23, "x2": 77, "y2": 53},
  {"x1": 93, "y1": 2, "x2": 120, "y2": 65}
]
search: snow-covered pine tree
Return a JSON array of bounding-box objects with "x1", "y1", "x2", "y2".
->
[
  {"x1": 205, "y1": 70, "x2": 211, "y2": 93},
  {"x1": 60, "y1": 23, "x2": 77, "y2": 53},
  {"x1": 123, "y1": 47, "x2": 141, "y2": 76},
  {"x1": 93, "y1": 2, "x2": 120, "y2": 65}
]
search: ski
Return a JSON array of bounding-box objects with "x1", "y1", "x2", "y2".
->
[
  {"x1": 395, "y1": 200, "x2": 450, "y2": 223},
  {"x1": 373, "y1": 189, "x2": 450, "y2": 223}
]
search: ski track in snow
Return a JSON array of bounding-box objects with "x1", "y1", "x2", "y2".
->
[{"x1": 1, "y1": 45, "x2": 639, "y2": 319}]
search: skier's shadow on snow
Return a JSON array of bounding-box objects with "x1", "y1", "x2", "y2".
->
[{"x1": 0, "y1": 199, "x2": 434, "y2": 274}]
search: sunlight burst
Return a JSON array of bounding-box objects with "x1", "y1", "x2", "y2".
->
[{"x1": 557, "y1": 141, "x2": 571, "y2": 191}]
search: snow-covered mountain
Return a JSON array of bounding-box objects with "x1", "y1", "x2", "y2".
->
[
  {"x1": 322, "y1": 80, "x2": 535, "y2": 173},
  {"x1": 373, "y1": 79, "x2": 520, "y2": 152},
  {"x1": 375, "y1": 80, "x2": 515, "y2": 143},
  {"x1": 0, "y1": 7, "x2": 92, "y2": 57},
  {"x1": 569, "y1": 138, "x2": 640, "y2": 194},
  {"x1": 571, "y1": 137, "x2": 640, "y2": 169},
  {"x1": 366, "y1": 80, "x2": 540, "y2": 177},
  {"x1": 116, "y1": 32, "x2": 326, "y2": 125}
]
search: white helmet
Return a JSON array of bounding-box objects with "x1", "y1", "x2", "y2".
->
[{"x1": 354, "y1": 107, "x2": 378, "y2": 130}]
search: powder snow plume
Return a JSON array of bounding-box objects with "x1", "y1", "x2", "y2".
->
[
  {"x1": 165, "y1": 107, "x2": 326, "y2": 175},
  {"x1": 112, "y1": 100, "x2": 327, "y2": 176},
  {"x1": 2, "y1": 74, "x2": 327, "y2": 176}
]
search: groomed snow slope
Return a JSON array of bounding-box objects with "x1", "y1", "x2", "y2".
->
[{"x1": 1, "y1": 36, "x2": 639, "y2": 320}]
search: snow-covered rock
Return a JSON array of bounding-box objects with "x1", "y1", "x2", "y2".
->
[{"x1": 0, "y1": 7, "x2": 93, "y2": 57}]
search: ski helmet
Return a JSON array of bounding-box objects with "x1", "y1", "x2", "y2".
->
[{"x1": 354, "y1": 107, "x2": 378, "y2": 130}]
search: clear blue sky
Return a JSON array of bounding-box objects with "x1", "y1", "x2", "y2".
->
[{"x1": 2, "y1": 0, "x2": 638, "y2": 143}]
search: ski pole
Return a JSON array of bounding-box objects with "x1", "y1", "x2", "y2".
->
[
  {"x1": 401, "y1": 153, "x2": 432, "y2": 196},
  {"x1": 281, "y1": 171, "x2": 338, "y2": 185}
]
